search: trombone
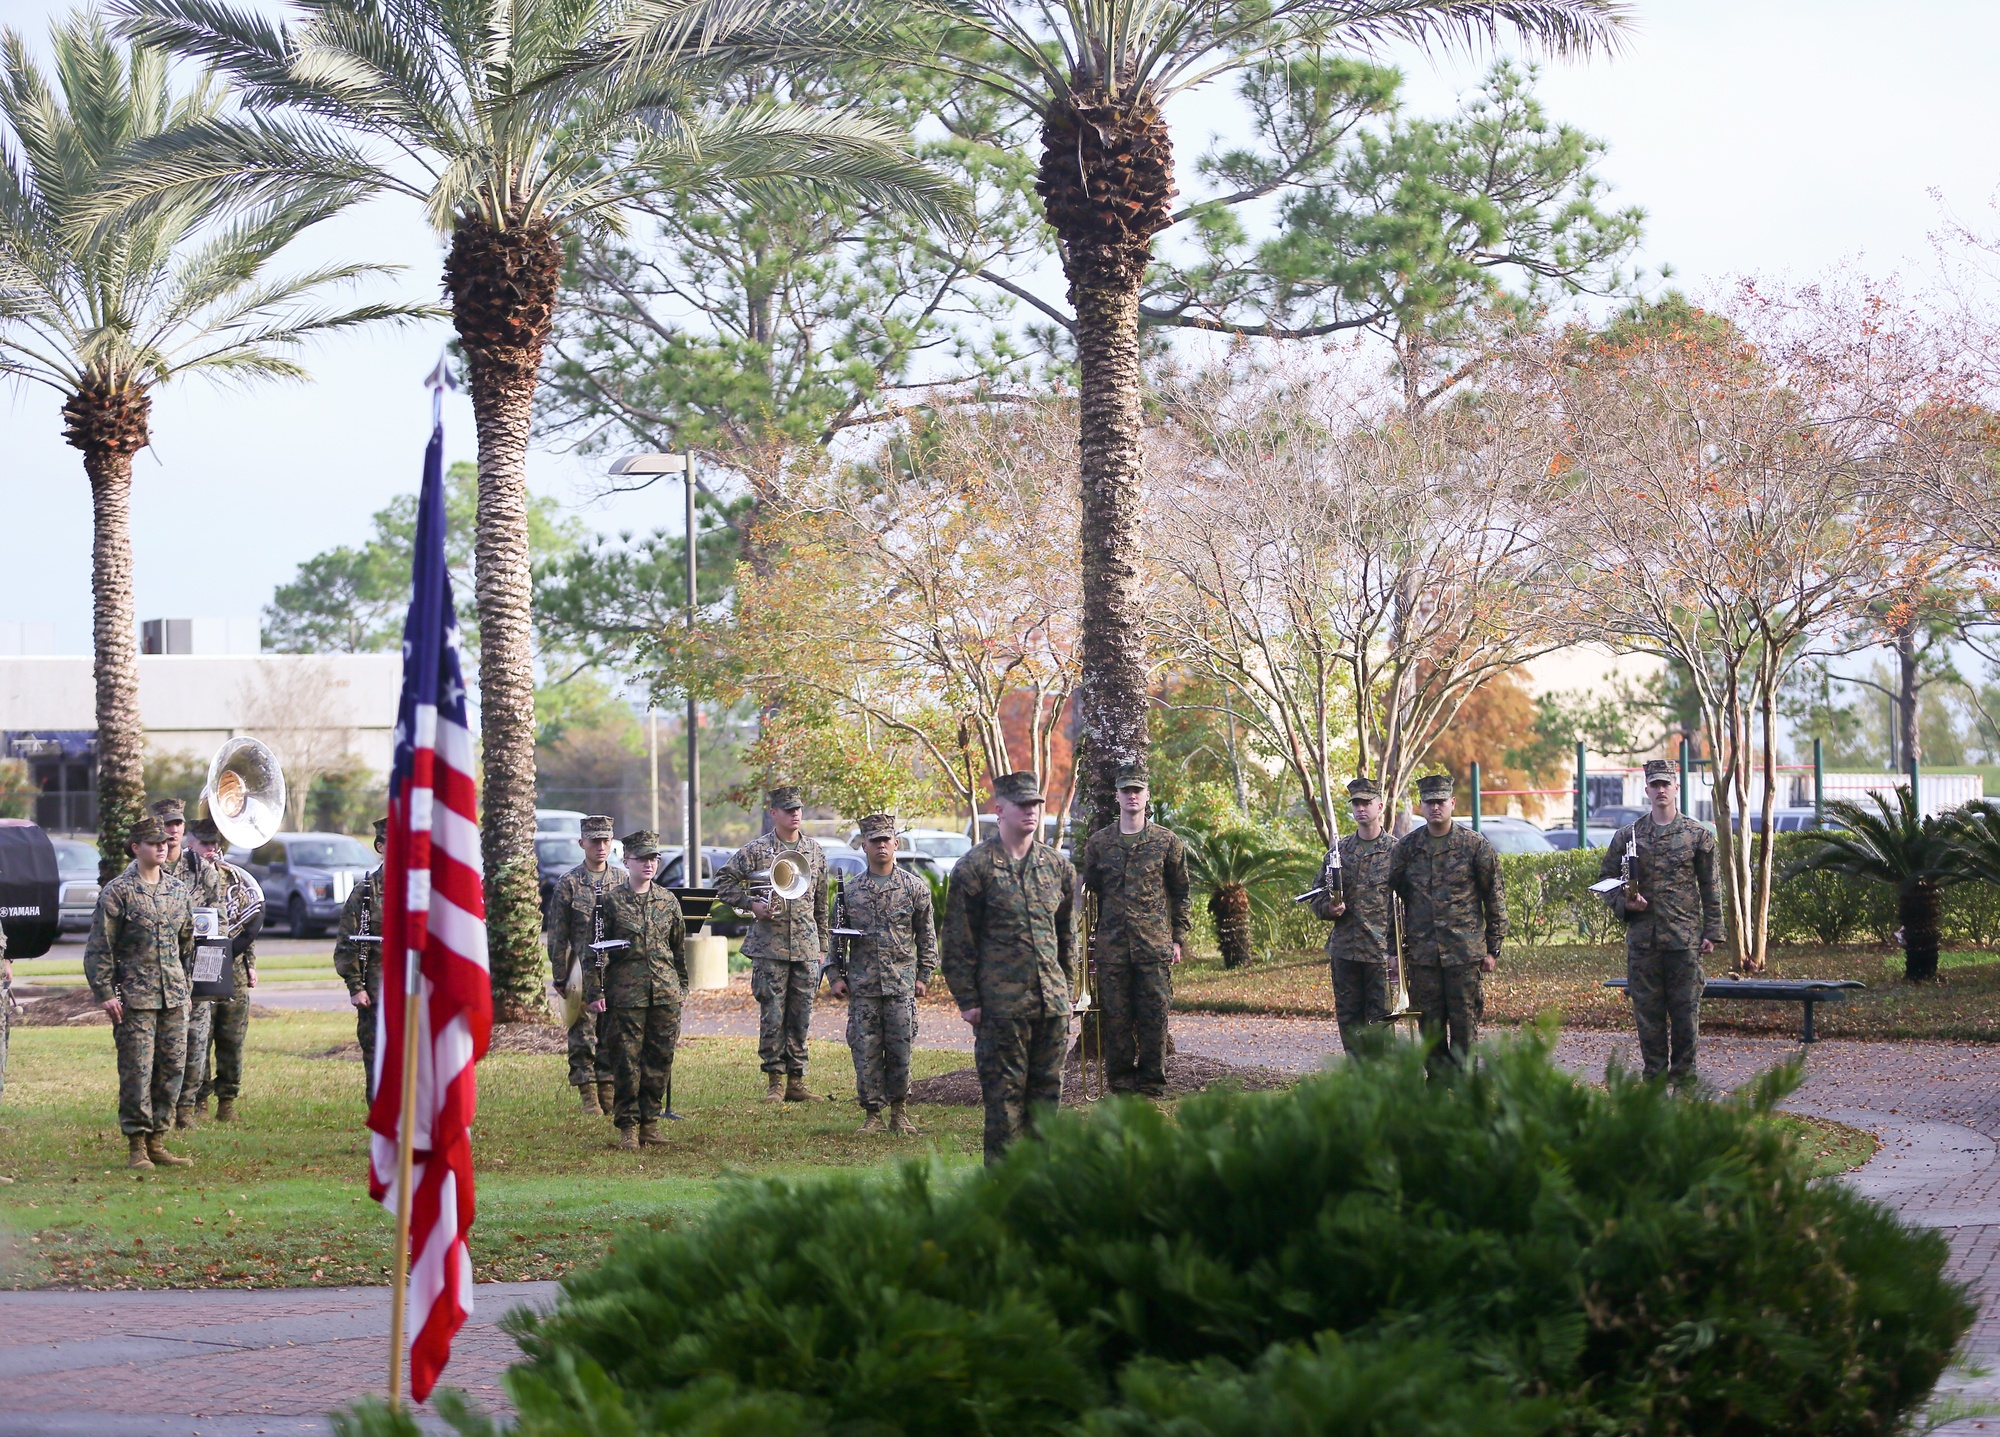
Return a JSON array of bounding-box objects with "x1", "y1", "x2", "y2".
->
[{"x1": 1072, "y1": 893, "x2": 1104, "y2": 1101}]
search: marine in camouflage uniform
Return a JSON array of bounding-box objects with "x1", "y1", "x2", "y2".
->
[
  {"x1": 551, "y1": 815, "x2": 621, "y2": 1114},
  {"x1": 588, "y1": 832, "x2": 688, "y2": 1146},
  {"x1": 1388, "y1": 775, "x2": 1506, "y2": 1074},
  {"x1": 1310, "y1": 777, "x2": 1398, "y2": 1053},
  {"x1": 1, "y1": 923, "x2": 11, "y2": 1108},
  {"x1": 84, "y1": 817, "x2": 197, "y2": 1168},
  {"x1": 714, "y1": 786, "x2": 830, "y2": 1101},
  {"x1": 1077, "y1": 763, "x2": 1190, "y2": 1098},
  {"x1": 1600, "y1": 758, "x2": 1723, "y2": 1083},
  {"x1": 332, "y1": 822, "x2": 388, "y2": 1097},
  {"x1": 941, "y1": 771, "x2": 1077, "y2": 1164},
  {"x1": 827, "y1": 813, "x2": 938, "y2": 1133},
  {"x1": 174, "y1": 821, "x2": 259, "y2": 1127}
]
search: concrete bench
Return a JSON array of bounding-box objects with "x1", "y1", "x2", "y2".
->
[{"x1": 1602, "y1": 977, "x2": 1867, "y2": 1043}]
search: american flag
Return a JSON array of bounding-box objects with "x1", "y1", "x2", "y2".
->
[{"x1": 366, "y1": 393, "x2": 491, "y2": 1403}]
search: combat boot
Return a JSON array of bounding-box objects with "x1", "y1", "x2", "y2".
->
[
  {"x1": 193, "y1": 1096, "x2": 210, "y2": 1119},
  {"x1": 214, "y1": 1098, "x2": 237, "y2": 1123},
  {"x1": 616, "y1": 1125, "x2": 639, "y2": 1151},
  {"x1": 761, "y1": 1073, "x2": 786, "y2": 1103},
  {"x1": 888, "y1": 1101, "x2": 921, "y2": 1137},
  {"x1": 173, "y1": 1104, "x2": 196, "y2": 1130},
  {"x1": 578, "y1": 1084, "x2": 602, "y2": 1116},
  {"x1": 126, "y1": 1134, "x2": 154, "y2": 1171},
  {"x1": 596, "y1": 1081, "x2": 616, "y2": 1116},
  {"x1": 145, "y1": 1134, "x2": 193, "y2": 1168},
  {"x1": 784, "y1": 1075, "x2": 816, "y2": 1103},
  {"x1": 856, "y1": 1109, "x2": 886, "y2": 1134},
  {"x1": 639, "y1": 1121, "x2": 668, "y2": 1146}
]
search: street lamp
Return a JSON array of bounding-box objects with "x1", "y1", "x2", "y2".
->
[{"x1": 608, "y1": 451, "x2": 701, "y2": 880}]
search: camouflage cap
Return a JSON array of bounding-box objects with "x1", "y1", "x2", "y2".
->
[
  {"x1": 765, "y1": 785, "x2": 805, "y2": 812},
  {"x1": 1113, "y1": 761, "x2": 1149, "y2": 790},
  {"x1": 1643, "y1": 758, "x2": 1677, "y2": 783},
  {"x1": 622, "y1": 829, "x2": 665, "y2": 859},
  {"x1": 372, "y1": 817, "x2": 390, "y2": 840},
  {"x1": 991, "y1": 770, "x2": 1045, "y2": 805},
  {"x1": 148, "y1": 797, "x2": 187, "y2": 823},
  {"x1": 129, "y1": 815, "x2": 168, "y2": 845},
  {"x1": 1416, "y1": 774, "x2": 1454, "y2": 801},
  {"x1": 581, "y1": 814, "x2": 615, "y2": 838},
  {"x1": 856, "y1": 812, "x2": 900, "y2": 839},
  {"x1": 187, "y1": 817, "x2": 223, "y2": 844},
  {"x1": 1346, "y1": 777, "x2": 1382, "y2": 800}
]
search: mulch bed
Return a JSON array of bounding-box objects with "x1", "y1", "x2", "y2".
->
[
  {"x1": 12, "y1": 987, "x2": 283, "y2": 1027},
  {"x1": 909, "y1": 1052, "x2": 1295, "y2": 1107}
]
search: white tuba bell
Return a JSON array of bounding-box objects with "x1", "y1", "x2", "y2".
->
[
  {"x1": 203, "y1": 736, "x2": 288, "y2": 849},
  {"x1": 750, "y1": 852, "x2": 812, "y2": 914}
]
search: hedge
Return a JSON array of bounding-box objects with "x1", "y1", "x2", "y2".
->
[{"x1": 338, "y1": 1033, "x2": 1972, "y2": 1437}]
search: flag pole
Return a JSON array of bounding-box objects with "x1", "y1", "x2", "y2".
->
[{"x1": 387, "y1": 935, "x2": 422, "y2": 1411}]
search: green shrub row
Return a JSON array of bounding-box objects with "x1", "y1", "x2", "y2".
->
[
  {"x1": 1499, "y1": 833, "x2": 2000, "y2": 948},
  {"x1": 340, "y1": 1033, "x2": 1972, "y2": 1437}
]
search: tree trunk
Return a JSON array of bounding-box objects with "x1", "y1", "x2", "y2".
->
[
  {"x1": 1901, "y1": 881, "x2": 1941, "y2": 983},
  {"x1": 445, "y1": 215, "x2": 562, "y2": 1021},
  {"x1": 1896, "y1": 623, "x2": 1920, "y2": 769},
  {"x1": 1039, "y1": 90, "x2": 1175, "y2": 835},
  {"x1": 1210, "y1": 884, "x2": 1253, "y2": 969},
  {"x1": 65, "y1": 383, "x2": 151, "y2": 883}
]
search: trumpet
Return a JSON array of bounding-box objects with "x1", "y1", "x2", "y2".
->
[{"x1": 750, "y1": 852, "x2": 812, "y2": 916}]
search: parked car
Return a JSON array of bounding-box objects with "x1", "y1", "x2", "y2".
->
[
  {"x1": 1458, "y1": 815, "x2": 1555, "y2": 854},
  {"x1": 53, "y1": 837, "x2": 100, "y2": 932},
  {"x1": 1732, "y1": 807, "x2": 1826, "y2": 834},
  {"x1": 825, "y1": 850, "x2": 944, "y2": 884},
  {"x1": 895, "y1": 827, "x2": 973, "y2": 875},
  {"x1": 659, "y1": 846, "x2": 738, "y2": 887},
  {"x1": 535, "y1": 832, "x2": 624, "y2": 916},
  {"x1": 232, "y1": 832, "x2": 377, "y2": 937},
  {"x1": 534, "y1": 809, "x2": 588, "y2": 837},
  {"x1": 1543, "y1": 826, "x2": 1619, "y2": 852},
  {"x1": 1588, "y1": 806, "x2": 1649, "y2": 829}
]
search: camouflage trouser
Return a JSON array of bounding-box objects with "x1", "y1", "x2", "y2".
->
[
  {"x1": 181, "y1": 1000, "x2": 214, "y2": 1106},
  {"x1": 608, "y1": 999, "x2": 681, "y2": 1128},
  {"x1": 1331, "y1": 959, "x2": 1391, "y2": 1055},
  {"x1": 752, "y1": 958, "x2": 816, "y2": 1076},
  {"x1": 566, "y1": 1006, "x2": 612, "y2": 1087},
  {"x1": 0, "y1": 993, "x2": 9, "y2": 1106},
  {"x1": 1406, "y1": 964, "x2": 1483, "y2": 1075},
  {"x1": 1627, "y1": 947, "x2": 1703, "y2": 1081},
  {"x1": 202, "y1": 992, "x2": 249, "y2": 1101},
  {"x1": 1098, "y1": 961, "x2": 1171, "y2": 1096},
  {"x1": 114, "y1": 1004, "x2": 188, "y2": 1135},
  {"x1": 973, "y1": 1005, "x2": 1067, "y2": 1165},
  {"x1": 354, "y1": 977, "x2": 382, "y2": 1100},
  {"x1": 846, "y1": 993, "x2": 916, "y2": 1111}
]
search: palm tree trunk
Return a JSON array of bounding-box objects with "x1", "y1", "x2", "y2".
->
[
  {"x1": 1039, "y1": 92, "x2": 1175, "y2": 835},
  {"x1": 445, "y1": 215, "x2": 562, "y2": 1021},
  {"x1": 1210, "y1": 884, "x2": 1252, "y2": 969},
  {"x1": 64, "y1": 383, "x2": 151, "y2": 883},
  {"x1": 1901, "y1": 881, "x2": 1941, "y2": 983}
]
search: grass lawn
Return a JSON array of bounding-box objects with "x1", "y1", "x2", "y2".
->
[
  {"x1": 0, "y1": 1011, "x2": 984, "y2": 1291},
  {"x1": 1174, "y1": 945, "x2": 2000, "y2": 1042}
]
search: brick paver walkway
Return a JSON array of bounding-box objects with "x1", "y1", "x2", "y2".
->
[{"x1": 4, "y1": 1012, "x2": 1994, "y2": 1435}]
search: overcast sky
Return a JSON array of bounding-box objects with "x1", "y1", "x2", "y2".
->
[{"x1": 3, "y1": 0, "x2": 1999, "y2": 654}]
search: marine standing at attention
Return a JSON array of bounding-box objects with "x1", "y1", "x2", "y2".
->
[
  {"x1": 827, "y1": 812, "x2": 938, "y2": 1135},
  {"x1": 331, "y1": 819, "x2": 388, "y2": 1096},
  {"x1": 1311, "y1": 777, "x2": 1398, "y2": 1053},
  {"x1": 1387, "y1": 775, "x2": 1506, "y2": 1074},
  {"x1": 715, "y1": 786, "x2": 830, "y2": 1102},
  {"x1": 551, "y1": 815, "x2": 621, "y2": 1116}
]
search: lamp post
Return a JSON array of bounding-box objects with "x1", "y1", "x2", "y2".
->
[{"x1": 609, "y1": 452, "x2": 700, "y2": 878}]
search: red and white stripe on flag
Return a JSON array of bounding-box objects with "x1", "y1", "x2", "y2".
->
[{"x1": 367, "y1": 697, "x2": 490, "y2": 1402}]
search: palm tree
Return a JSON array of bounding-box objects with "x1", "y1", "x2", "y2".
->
[
  {"x1": 1941, "y1": 800, "x2": 2000, "y2": 975},
  {"x1": 610, "y1": 0, "x2": 1628, "y2": 832},
  {"x1": 1180, "y1": 824, "x2": 1314, "y2": 969},
  {"x1": 108, "y1": 0, "x2": 965, "y2": 1016},
  {"x1": 1784, "y1": 788, "x2": 1968, "y2": 983},
  {"x1": 0, "y1": 12, "x2": 418, "y2": 883}
]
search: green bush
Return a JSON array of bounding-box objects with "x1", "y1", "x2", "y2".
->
[
  {"x1": 339, "y1": 1033, "x2": 1972, "y2": 1437},
  {"x1": 1499, "y1": 847, "x2": 1623, "y2": 947},
  {"x1": 1766, "y1": 833, "x2": 1895, "y2": 946}
]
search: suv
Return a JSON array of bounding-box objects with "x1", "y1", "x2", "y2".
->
[
  {"x1": 892, "y1": 827, "x2": 973, "y2": 875},
  {"x1": 534, "y1": 809, "x2": 588, "y2": 837},
  {"x1": 825, "y1": 850, "x2": 944, "y2": 885},
  {"x1": 53, "y1": 837, "x2": 100, "y2": 932},
  {"x1": 234, "y1": 832, "x2": 378, "y2": 937}
]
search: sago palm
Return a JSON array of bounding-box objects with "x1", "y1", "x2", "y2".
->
[
  {"x1": 0, "y1": 12, "x2": 417, "y2": 881},
  {"x1": 1180, "y1": 824, "x2": 1314, "y2": 969},
  {"x1": 1784, "y1": 787, "x2": 1968, "y2": 984},
  {"x1": 606, "y1": 0, "x2": 1627, "y2": 832},
  {"x1": 108, "y1": 0, "x2": 966, "y2": 1015}
]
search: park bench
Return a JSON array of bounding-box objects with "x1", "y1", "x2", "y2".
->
[{"x1": 1601, "y1": 976, "x2": 1867, "y2": 1043}]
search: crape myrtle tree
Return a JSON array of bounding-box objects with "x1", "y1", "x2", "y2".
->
[
  {"x1": 605, "y1": 0, "x2": 1630, "y2": 832},
  {"x1": 1549, "y1": 287, "x2": 1960, "y2": 973},
  {"x1": 108, "y1": 0, "x2": 966, "y2": 1015},
  {"x1": 0, "y1": 13, "x2": 418, "y2": 882}
]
